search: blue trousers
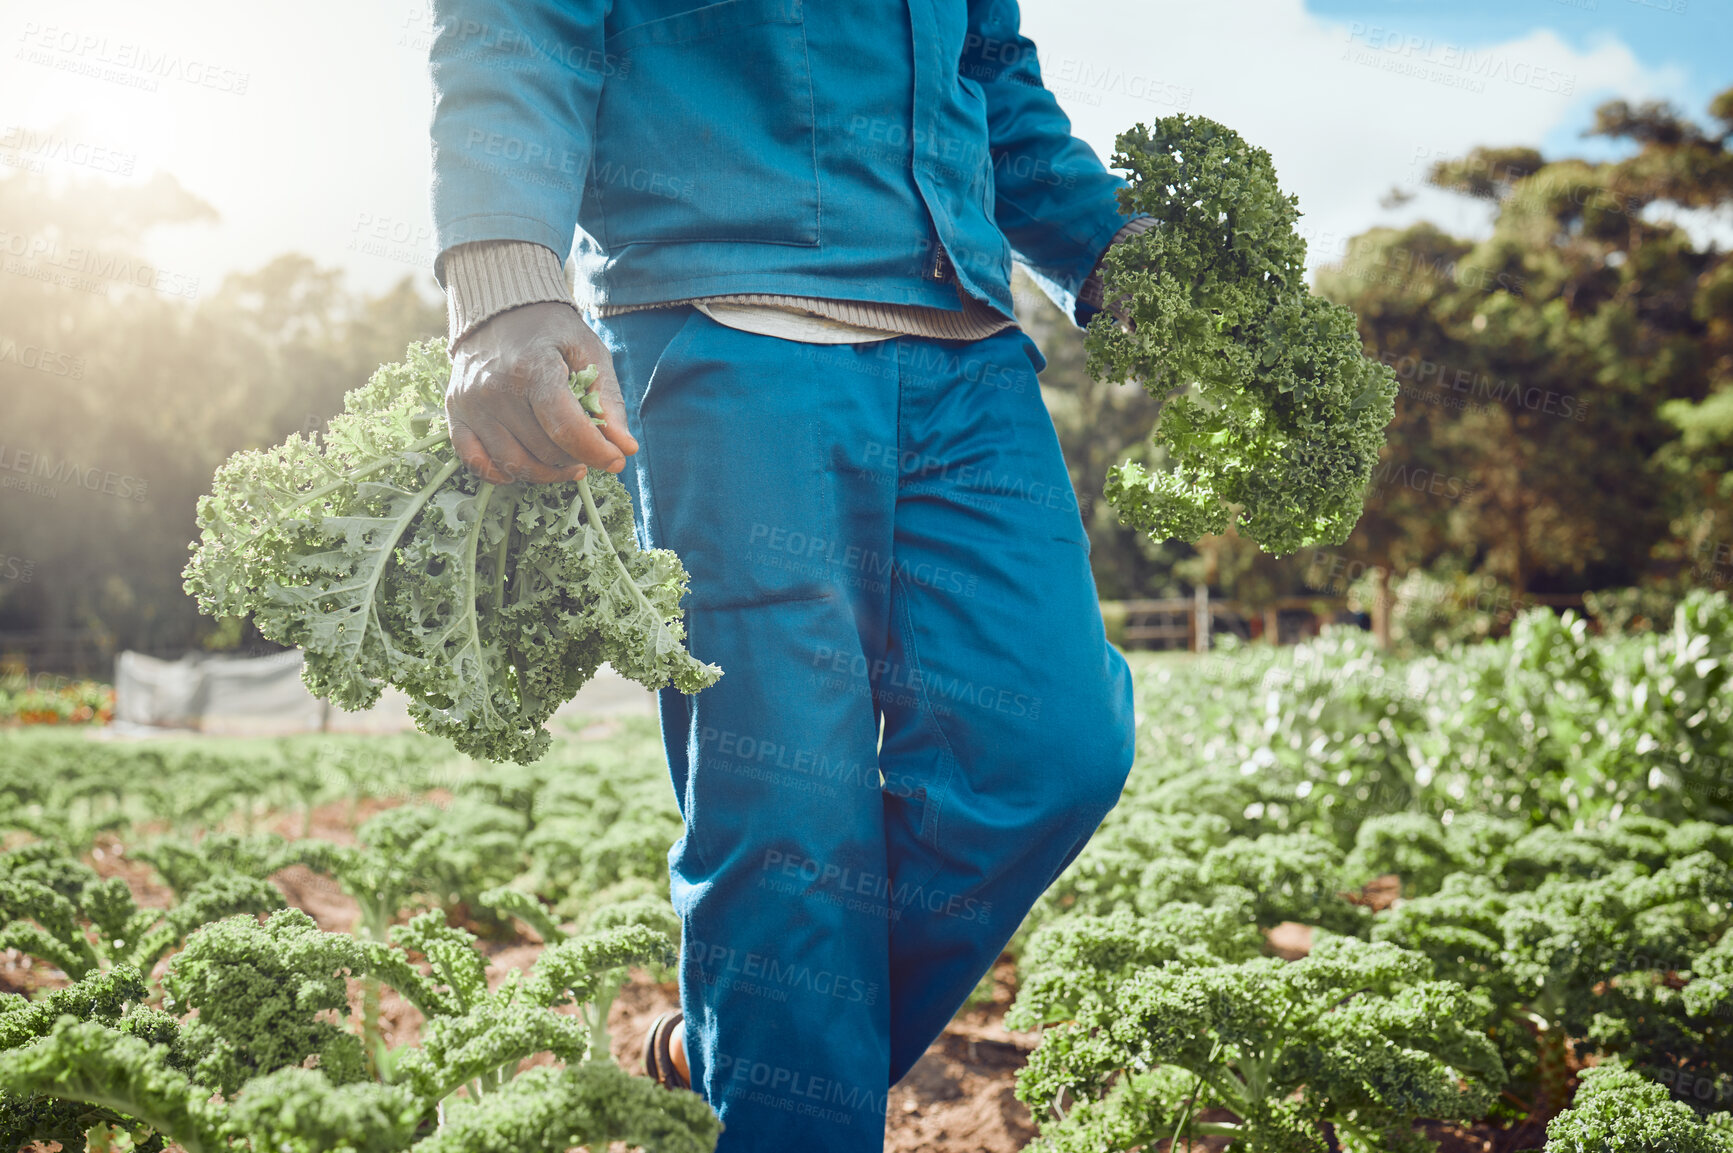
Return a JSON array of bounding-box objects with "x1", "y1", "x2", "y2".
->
[{"x1": 592, "y1": 308, "x2": 1136, "y2": 1151}]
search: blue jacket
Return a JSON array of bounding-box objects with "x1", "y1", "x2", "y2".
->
[{"x1": 429, "y1": 0, "x2": 1134, "y2": 324}]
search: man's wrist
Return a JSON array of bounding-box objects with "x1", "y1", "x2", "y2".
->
[
  {"x1": 1077, "y1": 215, "x2": 1157, "y2": 317},
  {"x1": 444, "y1": 240, "x2": 576, "y2": 351}
]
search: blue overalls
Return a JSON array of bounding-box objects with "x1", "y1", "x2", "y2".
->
[
  {"x1": 429, "y1": 1, "x2": 1141, "y2": 1145},
  {"x1": 593, "y1": 306, "x2": 1135, "y2": 1149}
]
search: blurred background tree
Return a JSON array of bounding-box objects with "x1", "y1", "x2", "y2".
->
[{"x1": 0, "y1": 168, "x2": 443, "y2": 673}]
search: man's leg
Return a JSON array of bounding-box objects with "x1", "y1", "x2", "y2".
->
[
  {"x1": 866, "y1": 328, "x2": 1138, "y2": 1082},
  {"x1": 594, "y1": 309, "x2": 906, "y2": 1152}
]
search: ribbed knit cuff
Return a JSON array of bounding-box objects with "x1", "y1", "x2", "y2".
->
[
  {"x1": 1077, "y1": 215, "x2": 1159, "y2": 314},
  {"x1": 443, "y1": 240, "x2": 575, "y2": 352}
]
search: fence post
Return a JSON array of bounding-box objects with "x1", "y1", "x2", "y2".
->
[{"x1": 1192, "y1": 585, "x2": 1210, "y2": 653}]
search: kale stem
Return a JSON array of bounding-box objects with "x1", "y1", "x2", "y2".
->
[
  {"x1": 492, "y1": 489, "x2": 516, "y2": 615},
  {"x1": 575, "y1": 475, "x2": 657, "y2": 619},
  {"x1": 253, "y1": 430, "x2": 452, "y2": 527},
  {"x1": 462, "y1": 482, "x2": 502, "y2": 730}
]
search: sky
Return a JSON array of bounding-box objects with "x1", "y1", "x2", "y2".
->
[{"x1": 0, "y1": 0, "x2": 1725, "y2": 305}]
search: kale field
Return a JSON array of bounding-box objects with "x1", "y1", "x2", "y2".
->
[{"x1": 7, "y1": 593, "x2": 1733, "y2": 1152}]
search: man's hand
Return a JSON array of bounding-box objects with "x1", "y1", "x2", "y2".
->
[{"x1": 446, "y1": 301, "x2": 638, "y2": 485}]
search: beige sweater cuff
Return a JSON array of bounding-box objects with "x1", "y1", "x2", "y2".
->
[
  {"x1": 1077, "y1": 215, "x2": 1159, "y2": 313},
  {"x1": 443, "y1": 240, "x2": 575, "y2": 351}
]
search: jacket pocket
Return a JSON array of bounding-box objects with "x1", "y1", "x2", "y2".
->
[{"x1": 591, "y1": 0, "x2": 820, "y2": 249}]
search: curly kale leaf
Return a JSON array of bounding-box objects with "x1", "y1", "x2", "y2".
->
[
  {"x1": 417, "y1": 1061, "x2": 720, "y2": 1153},
  {"x1": 123, "y1": 872, "x2": 284, "y2": 974},
  {"x1": 0, "y1": 875, "x2": 100, "y2": 979},
  {"x1": 1008, "y1": 905, "x2": 1263, "y2": 1029},
  {"x1": 184, "y1": 340, "x2": 720, "y2": 764},
  {"x1": 1088, "y1": 115, "x2": 1398, "y2": 554},
  {"x1": 1545, "y1": 1061, "x2": 1733, "y2": 1152},
  {"x1": 222, "y1": 1067, "x2": 424, "y2": 1153},
  {"x1": 161, "y1": 908, "x2": 370, "y2": 1094},
  {"x1": 132, "y1": 832, "x2": 291, "y2": 896},
  {"x1": 0, "y1": 973, "x2": 180, "y2": 1153},
  {"x1": 1016, "y1": 936, "x2": 1503, "y2": 1153},
  {"x1": 0, "y1": 965, "x2": 147, "y2": 1052},
  {"x1": 0, "y1": 1017, "x2": 221, "y2": 1153}
]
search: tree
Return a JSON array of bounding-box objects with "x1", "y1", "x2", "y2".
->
[
  {"x1": 0, "y1": 167, "x2": 445, "y2": 670},
  {"x1": 1311, "y1": 86, "x2": 1733, "y2": 626}
]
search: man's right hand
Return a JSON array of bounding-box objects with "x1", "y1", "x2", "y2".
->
[{"x1": 446, "y1": 301, "x2": 639, "y2": 486}]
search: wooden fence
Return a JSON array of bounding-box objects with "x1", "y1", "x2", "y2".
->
[{"x1": 1101, "y1": 590, "x2": 1586, "y2": 652}]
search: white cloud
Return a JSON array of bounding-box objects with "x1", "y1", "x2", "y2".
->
[{"x1": 1018, "y1": 0, "x2": 1683, "y2": 272}]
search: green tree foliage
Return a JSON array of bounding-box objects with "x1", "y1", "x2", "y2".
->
[{"x1": 1315, "y1": 86, "x2": 1733, "y2": 608}]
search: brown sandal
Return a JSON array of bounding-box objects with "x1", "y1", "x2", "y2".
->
[{"x1": 643, "y1": 1010, "x2": 689, "y2": 1090}]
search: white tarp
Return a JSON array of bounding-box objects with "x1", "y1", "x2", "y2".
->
[{"x1": 112, "y1": 649, "x2": 653, "y2": 736}]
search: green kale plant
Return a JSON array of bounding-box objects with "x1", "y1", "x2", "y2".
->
[
  {"x1": 183, "y1": 341, "x2": 721, "y2": 764},
  {"x1": 0, "y1": 906, "x2": 719, "y2": 1153},
  {"x1": 1010, "y1": 932, "x2": 1503, "y2": 1153},
  {"x1": 0, "y1": 842, "x2": 280, "y2": 983},
  {"x1": 1088, "y1": 116, "x2": 1398, "y2": 555}
]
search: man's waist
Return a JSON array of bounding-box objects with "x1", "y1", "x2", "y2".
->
[{"x1": 594, "y1": 288, "x2": 1017, "y2": 345}]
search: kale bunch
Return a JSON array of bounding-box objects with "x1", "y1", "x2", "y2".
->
[
  {"x1": 1089, "y1": 116, "x2": 1398, "y2": 554},
  {"x1": 184, "y1": 341, "x2": 720, "y2": 764}
]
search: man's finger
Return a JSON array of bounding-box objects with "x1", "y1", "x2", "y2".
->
[
  {"x1": 470, "y1": 417, "x2": 578, "y2": 485},
  {"x1": 530, "y1": 383, "x2": 627, "y2": 473},
  {"x1": 495, "y1": 404, "x2": 585, "y2": 476},
  {"x1": 596, "y1": 374, "x2": 639, "y2": 457},
  {"x1": 451, "y1": 421, "x2": 514, "y2": 486}
]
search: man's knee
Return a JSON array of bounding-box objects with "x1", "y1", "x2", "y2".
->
[{"x1": 1067, "y1": 705, "x2": 1135, "y2": 822}]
